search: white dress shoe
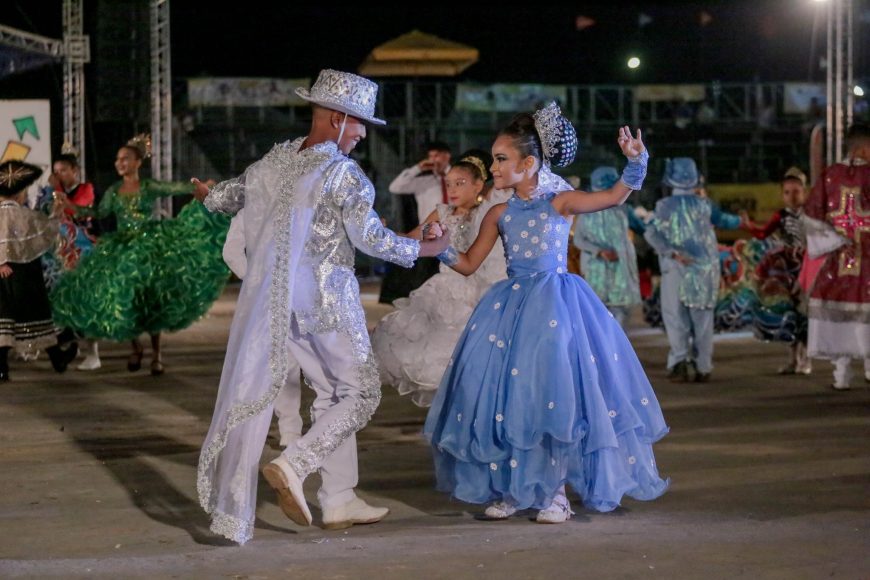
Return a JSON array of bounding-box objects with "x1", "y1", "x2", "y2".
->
[
  {"x1": 261, "y1": 454, "x2": 311, "y2": 526},
  {"x1": 77, "y1": 354, "x2": 102, "y2": 371},
  {"x1": 536, "y1": 495, "x2": 574, "y2": 524},
  {"x1": 483, "y1": 500, "x2": 517, "y2": 520},
  {"x1": 321, "y1": 497, "x2": 389, "y2": 530}
]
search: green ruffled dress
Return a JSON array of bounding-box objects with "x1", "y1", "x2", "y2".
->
[{"x1": 50, "y1": 179, "x2": 230, "y2": 340}]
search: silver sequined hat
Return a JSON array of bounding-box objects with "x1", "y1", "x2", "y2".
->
[{"x1": 295, "y1": 69, "x2": 386, "y2": 126}]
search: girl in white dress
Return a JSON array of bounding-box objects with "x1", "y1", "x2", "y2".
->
[{"x1": 372, "y1": 154, "x2": 509, "y2": 406}]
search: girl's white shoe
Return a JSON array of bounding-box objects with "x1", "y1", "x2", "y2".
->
[
  {"x1": 536, "y1": 495, "x2": 574, "y2": 524},
  {"x1": 77, "y1": 354, "x2": 101, "y2": 371},
  {"x1": 77, "y1": 341, "x2": 101, "y2": 371},
  {"x1": 484, "y1": 501, "x2": 517, "y2": 519}
]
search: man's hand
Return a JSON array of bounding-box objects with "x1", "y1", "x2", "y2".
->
[
  {"x1": 419, "y1": 227, "x2": 451, "y2": 257},
  {"x1": 0, "y1": 264, "x2": 12, "y2": 278},
  {"x1": 418, "y1": 159, "x2": 435, "y2": 172},
  {"x1": 598, "y1": 249, "x2": 619, "y2": 262},
  {"x1": 190, "y1": 177, "x2": 210, "y2": 203},
  {"x1": 421, "y1": 221, "x2": 444, "y2": 240}
]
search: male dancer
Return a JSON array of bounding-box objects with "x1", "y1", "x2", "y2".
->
[{"x1": 194, "y1": 69, "x2": 449, "y2": 543}]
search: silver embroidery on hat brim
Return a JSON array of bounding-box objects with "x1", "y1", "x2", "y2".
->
[{"x1": 295, "y1": 69, "x2": 385, "y2": 125}]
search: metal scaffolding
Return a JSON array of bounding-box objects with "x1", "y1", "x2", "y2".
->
[
  {"x1": 0, "y1": 24, "x2": 64, "y2": 59},
  {"x1": 0, "y1": 4, "x2": 89, "y2": 176},
  {"x1": 826, "y1": 0, "x2": 855, "y2": 165},
  {"x1": 150, "y1": 0, "x2": 173, "y2": 217},
  {"x1": 62, "y1": 0, "x2": 90, "y2": 178}
]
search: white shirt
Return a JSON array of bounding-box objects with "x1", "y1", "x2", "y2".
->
[
  {"x1": 222, "y1": 208, "x2": 247, "y2": 279},
  {"x1": 388, "y1": 164, "x2": 450, "y2": 225}
]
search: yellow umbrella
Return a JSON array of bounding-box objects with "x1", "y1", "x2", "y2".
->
[{"x1": 358, "y1": 29, "x2": 478, "y2": 77}]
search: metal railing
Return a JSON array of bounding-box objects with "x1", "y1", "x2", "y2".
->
[
  {"x1": 371, "y1": 81, "x2": 802, "y2": 127},
  {"x1": 173, "y1": 80, "x2": 827, "y2": 195}
]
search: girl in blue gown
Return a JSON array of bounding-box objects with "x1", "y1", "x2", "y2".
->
[{"x1": 424, "y1": 103, "x2": 669, "y2": 523}]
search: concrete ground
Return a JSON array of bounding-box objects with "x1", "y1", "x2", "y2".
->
[{"x1": 1, "y1": 285, "x2": 868, "y2": 579}]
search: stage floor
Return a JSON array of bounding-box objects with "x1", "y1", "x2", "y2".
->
[{"x1": 1, "y1": 285, "x2": 868, "y2": 579}]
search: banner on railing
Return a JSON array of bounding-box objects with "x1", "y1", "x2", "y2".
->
[
  {"x1": 187, "y1": 78, "x2": 311, "y2": 107},
  {"x1": 783, "y1": 83, "x2": 826, "y2": 114},
  {"x1": 633, "y1": 84, "x2": 705, "y2": 102},
  {"x1": 710, "y1": 182, "x2": 782, "y2": 217},
  {"x1": 455, "y1": 84, "x2": 568, "y2": 112},
  {"x1": 710, "y1": 182, "x2": 782, "y2": 242}
]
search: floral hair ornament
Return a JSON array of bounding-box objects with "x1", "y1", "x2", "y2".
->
[
  {"x1": 126, "y1": 133, "x2": 152, "y2": 159},
  {"x1": 60, "y1": 141, "x2": 79, "y2": 157}
]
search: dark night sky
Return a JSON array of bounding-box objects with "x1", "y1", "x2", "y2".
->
[{"x1": 6, "y1": 1, "x2": 868, "y2": 85}]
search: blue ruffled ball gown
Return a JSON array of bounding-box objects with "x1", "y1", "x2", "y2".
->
[{"x1": 424, "y1": 191, "x2": 669, "y2": 512}]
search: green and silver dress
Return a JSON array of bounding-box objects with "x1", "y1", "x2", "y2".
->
[{"x1": 51, "y1": 179, "x2": 230, "y2": 340}]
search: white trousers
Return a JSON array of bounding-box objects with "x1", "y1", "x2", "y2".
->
[
  {"x1": 660, "y1": 269, "x2": 714, "y2": 373},
  {"x1": 277, "y1": 318, "x2": 378, "y2": 510},
  {"x1": 832, "y1": 357, "x2": 870, "y2": 388},
  {"x1": 273, "y1": 363, "x2": 303, "y2": 448}
]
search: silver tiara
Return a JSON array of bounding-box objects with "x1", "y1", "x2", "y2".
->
[{"x1": 533, "y1": 102, "x2": 565, "y2": 163}]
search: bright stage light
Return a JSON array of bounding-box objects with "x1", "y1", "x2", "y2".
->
[
  {"x1": 627, "y1": 57, "x2": 641, "y2": 69},
  {"x1": 854, "y1": 85, "x2": 865, "y2": 97}
]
